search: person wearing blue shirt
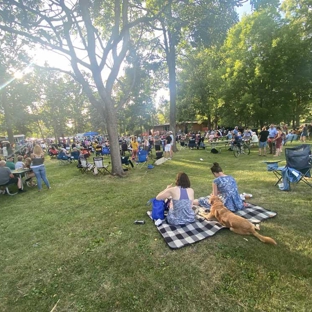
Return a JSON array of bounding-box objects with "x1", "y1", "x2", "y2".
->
[
  {"x1": 233, "y1": 131, "x2": 242, "y2": 152},
  {"x1": 268, "y1": 124, "x2": 277, "y2": 154},
  {"x1": 193, "y1": 162, "x2": 244, "y2": 212},
  {"x1": 233, "y1": 126, "x2": 239, "y2": 136}
]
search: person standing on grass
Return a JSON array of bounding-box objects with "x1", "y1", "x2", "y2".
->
[
  {"x1": 300, "y1": 124, "x2": 308, "y2": 143},
  {"x1": 274, "y1": 126, "x2": 283, "y2": 157},
  {"x1": 30, "y1": 144, "x2": 51, "y2": 192},
  {"x1": 143, "y1": 136, "x2": 150, "y2": 152},
  {"x1": 258, "y1": 126, "x2": 269, "y2": 156},
  {"x1": 268, "y1": 124, "x2": 277, "y2": 154},
  {"x1": 164, "y1": 132, "x2": 172, "y2": 159},
  {"x1": 130, "y1": 137, "x2": 139, "y2": 161}
]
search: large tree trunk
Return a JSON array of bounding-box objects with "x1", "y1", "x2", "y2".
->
[
  {"x1": 207, "y1": 114, "x2": 212, "y2": 130},
  {"x1": 295, "y1": 94, "x2": 300, "y2": 128},
  {"x1": 104, "y1": 98, "x2": 124, "y2": 176},
  {"x1": 1, "y1": 91, "x2": 14, "y2": 144},
  {"x1": 94, "y1": 74, "x2": 124, "y2": 176},
  {"x1": 168, "y1": 45, "x2": 177, "y2": 152}
]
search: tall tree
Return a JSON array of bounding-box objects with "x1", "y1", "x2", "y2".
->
[
  {"x1": 29, "y1": 68, "x2": 90, "y2": 139},
  {"x1": 0, "y1": 0, "x2": 157, "y2": 176},
  {"x1": 0, "y1": 31, "x2": 34, "y2": 141},
  {"x1": 149, "y1": 0, "x2": 241, "y2": 149}
]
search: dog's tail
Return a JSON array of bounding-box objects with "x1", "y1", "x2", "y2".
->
[{"x1": 252, "y1": 230, "x2": 277, "y2": 245}]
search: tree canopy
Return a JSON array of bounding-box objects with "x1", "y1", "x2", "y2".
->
[{"x1": 0, "y1": 0, "x2": 311, "y2": 174}]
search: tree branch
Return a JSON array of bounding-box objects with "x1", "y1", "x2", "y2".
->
[{"x1": 78, "y1": 0, "x2": 98, "y2": 69}]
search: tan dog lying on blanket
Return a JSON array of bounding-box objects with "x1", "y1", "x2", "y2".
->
[{"x1": 202, "y1": 196, "x2": 277, "y2": 245}]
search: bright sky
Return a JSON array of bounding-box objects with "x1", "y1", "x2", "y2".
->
[
  {"x1": 35, "y1": 4, "x2": 253, "y2": 67},
  {"x1": 29, "y1": 3, "x2": 253, "y2": 103},
  {"x1": 236, "y1": 1, "x2": 252, "y2": 19}
]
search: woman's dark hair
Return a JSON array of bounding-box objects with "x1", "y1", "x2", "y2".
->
[
  {"x1": 210, "y1": 162, "x2": 223, "y2": 174},
  {"x1": 175, "y1": 172, "x2": 190, "y2": 188}
]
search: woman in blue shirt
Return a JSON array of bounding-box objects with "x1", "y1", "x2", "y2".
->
[{"x1": 193, "y1": 162, "x2": 244, "y2": 212}]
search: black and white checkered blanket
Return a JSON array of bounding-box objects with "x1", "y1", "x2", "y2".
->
[{"x1": 147, "y1": 204, "x2": 277, "y2": 249}]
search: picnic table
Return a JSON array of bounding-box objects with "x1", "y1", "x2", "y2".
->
[
  {"x1": 208, "y1": 140, "x2": 231, "y2": 152},
  {"x1": 11, "y1": 168, "x2": 30, "y2": 190}
]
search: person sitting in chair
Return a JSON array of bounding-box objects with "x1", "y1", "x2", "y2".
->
[
  {"x1": 70, "y1": 147, "x2": 80, "y2": 161},
  {"x1": 156, "y1": 172, "x2": 196, "y2": 226},
  {"x1": 0, "y1": 160, "x2": 25, "y2": 193},
  {"x1": 57, "y1": 148, "x2": 71, "y2": 162}
]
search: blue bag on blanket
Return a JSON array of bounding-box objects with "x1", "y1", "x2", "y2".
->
[{"x1": 148, "y1": 198, "x2": 166, "y2": 220}]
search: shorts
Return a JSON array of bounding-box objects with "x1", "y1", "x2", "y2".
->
[
  {"x1": 165, "y1": 144, "x2": 171, "y2": 152},
  {"x1": 259, "y1": 141, "x2": 267, "y2": 148}
]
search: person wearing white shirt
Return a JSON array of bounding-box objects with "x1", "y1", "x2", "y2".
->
[{"x1": 15, "y1": 155, "x2": 25, "y2": 170}]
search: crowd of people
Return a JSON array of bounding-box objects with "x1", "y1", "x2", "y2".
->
[
  {"x1": 0, "y1": 123, "x2": 310, "y2": 198},
  {"x1": 0, "y1": 144, "x2": 50, "y2": 193}
]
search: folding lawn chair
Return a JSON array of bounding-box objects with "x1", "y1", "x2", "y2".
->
[
  {"x1": 57, "y1": 152, "x2": 72, "y2": 165},
  {"x1": 102, "y1": 146, "x2": 110, "y2": 157},
  {"x1": 179, "y1": 141, "x2": 187, "y2": 150},
  {"x1": 93, "y1": 157, "x2": 111, "y2": 175},
  {"x1": 78, "y1": 159, "x2": 93, "y2": 173},
  {"x1": 70, "y1": 150, "x2": 80, "y2": 162},
  {"x1": 48, "y1": 148, "x2": 59, "y2": 159},
  {"x1": 265, "y1": 144, "x2": 312, "y2": 190},
  {"x1": 188, "y1": 138, "x2": 196, "y2": 149},
  {"x1": 136, "y1": 149, "x2": 149, "y2": 169},
  {"x1": 121, "y1": 156, "x2": 134, "y2": 171}
]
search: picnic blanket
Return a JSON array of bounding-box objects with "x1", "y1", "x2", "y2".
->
[{"x1": 147, "y1": 204, "x2": 277, "y2": 249}]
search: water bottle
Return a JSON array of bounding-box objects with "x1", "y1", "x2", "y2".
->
[{"x1": 134, "y1": 220, "x2": 145, "y2": 225}]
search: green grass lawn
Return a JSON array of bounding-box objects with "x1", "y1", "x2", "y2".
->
[{"x1": 1, "y1": 143, "x2": 312, "y2": 312}]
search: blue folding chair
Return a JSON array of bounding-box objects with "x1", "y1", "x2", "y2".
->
[
  {"x1": 70, "y1": 150, "x2": 80, "y2": 162},
  {"x1": 136, "y1": 150, "x2": 148, "y2": 169},
  {"x1": 102, "y1": 146, "x2": 110, "y2": 156},
  {"x1": 57, "y1": 151, "x2": 71, "y2": 165},
  {"x1": 264, "y1": 144, "x2": 312, "y2": 190}
]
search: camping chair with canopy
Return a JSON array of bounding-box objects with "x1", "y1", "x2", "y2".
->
[{"x1": 264, "y1": 144, "x2": 312, "y2": 190}]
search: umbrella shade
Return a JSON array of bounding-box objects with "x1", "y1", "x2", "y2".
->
[{"x1": 83, "y1": 132, "x2": 98, "y2": 136}]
